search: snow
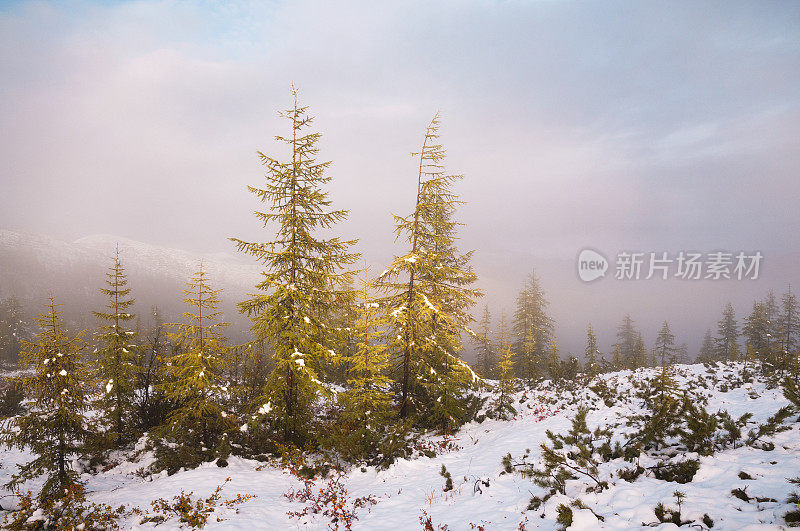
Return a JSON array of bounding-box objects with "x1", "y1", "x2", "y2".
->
[
  {"x1": 459, "y1": 359, "x2": 479, "y2": 382},
  {"x1": 570, "y1": 508, "x2": 600, "y2": 529},
  {"x1": 2, "y1": 362, "x2": 800, "y2": 529},
  {"x1": 421, "y1": 293, "x2": 439, "y2": 313}
]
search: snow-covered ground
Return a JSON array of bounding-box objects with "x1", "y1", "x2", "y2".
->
[{"x1": 2, "y1": 362, "x2": 799, "y2": 529}]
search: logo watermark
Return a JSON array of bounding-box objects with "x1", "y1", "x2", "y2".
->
[
  {"x1": 577, "y1": 249, "x2": 763, "y2": 282},
  {"x1": 577, "y1": 249, "x2": 609, "y2": 282}
]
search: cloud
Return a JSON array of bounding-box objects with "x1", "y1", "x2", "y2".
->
[{"x1": 1, "y1": 0, "x2": 799, "y2": 354}]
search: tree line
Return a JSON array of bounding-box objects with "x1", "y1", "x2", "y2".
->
[
  {"x1": 0, "y1": 91, "x2": 486, "y2": 504},
  {"x1": 1, "y1": 88, "x2": 798, "y2": 511}
]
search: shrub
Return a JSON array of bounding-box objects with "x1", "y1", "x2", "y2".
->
[
  {"x1": 439, "y1": 465, "x2": 453, "y2": 492},
  {"x1": 652, "y1": 459, "x2": 700, "y2": 484},
  {"x1": 141, "y1": 477, "x2": 255, "y2": 529},
  {"x1": 3, "y1": 481, "x2": 128, "y2": 531}
]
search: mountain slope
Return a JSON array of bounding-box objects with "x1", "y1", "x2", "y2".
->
[{"x1": 0, "y1": 229, "x2": 261, "y2": 334}]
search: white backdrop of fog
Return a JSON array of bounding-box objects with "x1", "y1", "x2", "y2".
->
[{"x1": 1, "y1": 0, "x2": 799, "y2": 358}]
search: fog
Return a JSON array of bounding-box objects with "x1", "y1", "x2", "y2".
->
[{"x1": 1, "y1": 0, "x2": 799, "y2": 357}]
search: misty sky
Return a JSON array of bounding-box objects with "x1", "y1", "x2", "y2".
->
[{"x1": 1, "y1": 1, "x2": 799, "y2": 355}]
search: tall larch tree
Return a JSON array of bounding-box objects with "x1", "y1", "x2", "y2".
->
[
  {"x1": 93, "y1": 244, "x2": 138, "y2": 447},
  {"x1": 378, "y1": 113, "x2": 480, "y2": 428},
  {"x1": 231, "y1": 87, "x2": 358, "y2": 445},
  {"x1": 2, "y1": 295, "x2": 88, "y2": 502},
  {"x1": 584, "y1": 324, "x2": 600, "y2": 376},
  {"x1": 156, "y1": 264, "x2": 232, "y2": 470},
  {"x1": 512, "y1": 271, "x2": 553, "y2": 379}
]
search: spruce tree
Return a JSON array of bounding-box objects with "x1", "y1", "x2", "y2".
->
[
  {"x1": 561, "y1": 356, "x2": 581, "y2": 381},
  {"x1": 378, "y1": 113, "x2": 480, "y2": 428},
  {"x1": 716, "y1": 302, "x2": 739, "y2": 361},
  {"x1": 342, "y1": 269, "x2": 392, "y2": 420},
  {"x1": 92, "y1": 245, "x2": 139, "y2": 447},
  {"x1": 324, "y1": 287, "x2": 359, "y2": 385},
  {"x1": 634, "y1": 332, "x2": 649, "y2": 368},
  {"x1": 697, "y1": 329, "x2": 716, "y2": 363},
  {"x1": 235, "y1": 339, "x2": 274, "y2": 408},
  {"x1": 783, "y1": 367, "x2": 800, "y2": 417},
  {"x1": 628, "y1": 362, "x2": 684, "y2": 452},
  {"x1": 653, "y1": 321, "x2": 677, "y2": 367},
  {"x1": 335, "y1": 270, "x2": 393, "y2": 458},
  {"x1": 730, "y1": 341, "x2": 742, "y2": 362},
  {"x1": 231, "y1": 87, "x2": 358, "y2": 445},
  {"x1": 744, "y1": 300, "x2": 771, "y2": 366},
  {"x1": 512, "y1": 271, "x2": 553, "y2": 379},
  {"x1": 528, "y1": 408, "x2": 611, "y2": 496},
  {"x1": 611, "y1": 345, "x2": 623, "y2": 371},
  {"x1": 614, "y1": 314, "x2": 639, "y2": 369},
  {"x1": 765, "y1": 290, "x2": 781, "y2": 349},
  {"x1": 674, "y1": 343, "x2": 689, "y2": 364},
  {"x1": 762, "y1": 291, "x2": 784, "y2": 372},
  {"x1": 779, "y1": 286, "x2": 799, "y2": 368},
  {"x1": 491, "y1": 312, "x2": 516, "y2": 419},
  {"x1": 155, "y1": 265, "x2": 232, "y2": 470},
  {"x1": 2, "y1": 295, "x2": 88, "y2": 501},
  {"x1": 136, "y1": 306, "x2": 169, "y2": 432},
  {"x1": 474, "y1": 304, "x2": 496, "y2": 378},
  {"x1": 546, "y1": 340, "x2": 562, "y2": 381},
  {"x1": 0, "y1": 297, "x2": 29, "y2": 366}
]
